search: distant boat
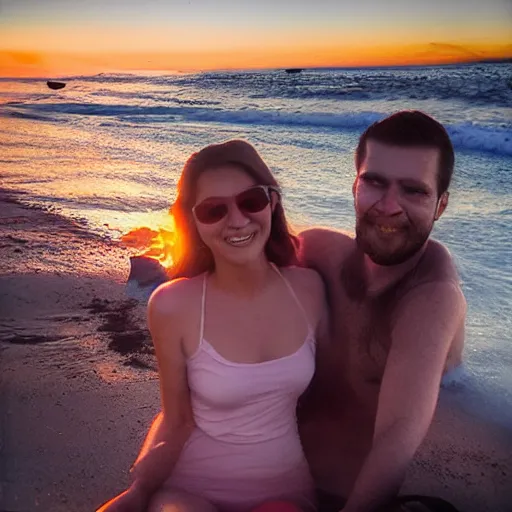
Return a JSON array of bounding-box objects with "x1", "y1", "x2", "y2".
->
[
  {"x1": 284, "y1": 68, "x2": 303, "y2": 74},
  {"x1": 47, "y1": 81, "x2": 66, "y2": 90}
]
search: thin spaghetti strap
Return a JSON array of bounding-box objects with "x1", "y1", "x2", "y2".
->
[
  {"x1": 270, "y1": 263, "x2": 313, "y2": 331},
  {"x1": 199, "y1": 273, "x2": 207, "y2": 343}
]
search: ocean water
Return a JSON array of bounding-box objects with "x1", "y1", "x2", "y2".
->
[{"x1": 1, "y1": 63, "x2": 511, "y2": 426}]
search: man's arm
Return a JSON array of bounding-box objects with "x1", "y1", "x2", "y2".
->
[
  {"x1": 342, "y1": 281, "x2": 466, "y2": 512},
  {"x1": 298, "y1": 227, "x2": 351, "y2": 270}
]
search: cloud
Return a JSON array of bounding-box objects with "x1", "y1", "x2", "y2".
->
[
  {"x1": 427, "y1": 42, "x2": 482, "y2": 58},
  {"x1": 410, "y1": 42, "x2": 512, "y2": 63}
]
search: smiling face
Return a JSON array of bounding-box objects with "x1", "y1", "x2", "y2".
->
[
  {"x1": 193, "y1": 164, "x2": 276, "y2": 268},
  {"x1": 353, "y1": 139, "x2": 448, "y2": 266}
]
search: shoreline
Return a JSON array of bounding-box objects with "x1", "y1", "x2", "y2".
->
[
  {"x1": 0, "y1": 187, "x2": 157, "y2": 369},
  {"x1": 1, "y1": 189, "x2": 511, "y2": 511}
]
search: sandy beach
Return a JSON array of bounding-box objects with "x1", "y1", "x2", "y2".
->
[
  {"x1": 1, "y1": 189, "x2": 511, "y2": 512},
  {"x1": 0, "y1": 189, "x2": 160, "y2": 511}
]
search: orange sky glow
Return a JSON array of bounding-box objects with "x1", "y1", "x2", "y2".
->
[{"x1": 1, "y1": 0, "x2": 511, "y2": 77}]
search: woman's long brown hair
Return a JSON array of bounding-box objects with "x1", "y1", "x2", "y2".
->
[{"x1": 169, "y1": 139, "x2": 299, "y2": 279}]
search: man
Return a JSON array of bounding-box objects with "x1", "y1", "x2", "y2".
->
[{"x1": 297, "y1": 110, "x2": 466, "y2": 512}]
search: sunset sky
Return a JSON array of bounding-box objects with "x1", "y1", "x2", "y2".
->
[{"x1": 1, "y1": 0, "x2": 511, "y2": 76}]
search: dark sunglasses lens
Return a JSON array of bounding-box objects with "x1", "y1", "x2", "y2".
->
[
  {"x1": 237, "y1": 187, "x2": 270, "y2": 213},
  {"x1": 194, "y1": 201, "x2": 228, "y2": 224}
]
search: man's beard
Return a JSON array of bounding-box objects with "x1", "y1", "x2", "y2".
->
[{"x1": 355, "y1": 216, "x2": 433, "y2": 266}]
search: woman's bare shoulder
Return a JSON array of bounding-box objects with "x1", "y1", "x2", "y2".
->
[
  {"x1": 148, "y1": 275, "x2": 204, "y2": 317},
  {"x1": 147, "y1": 275, "x2": 204, "y2": 355},
  {"x1": 283, "y1": 265, "x2": 323, "y2": 286},
  {"x1": 280, "y1": 266, "x2": 326, "y2": 329},
  {"x1": 281, "y1": 266, "x2": 325, "y2": 304}
]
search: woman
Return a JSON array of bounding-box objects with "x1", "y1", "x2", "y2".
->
[{"x1": 98, "y1": 140, "x2": 327, "y2": 512}]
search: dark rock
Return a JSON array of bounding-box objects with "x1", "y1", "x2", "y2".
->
[
  {"x1": 126, "y1": 255, "x2": 169, "y2": 303},
  {"x1": 128, "y1": 255, "x2": 168, "y2": 287}
]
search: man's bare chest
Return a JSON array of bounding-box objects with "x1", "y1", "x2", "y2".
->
[{"x1": 325, "y1": 281, "x2": 391, "y2": 386}]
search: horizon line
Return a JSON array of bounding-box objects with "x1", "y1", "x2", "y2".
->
[{"x1": 1, "y1": 56, "x2": 511, "y2": 80}]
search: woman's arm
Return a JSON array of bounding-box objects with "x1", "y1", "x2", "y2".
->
[
  {"x1": 295, "y1": 267, "x2": 330, "y2": 413},
  {"x1": 132, "y1": 281, "x2": 196, "y2": 493},
  {"x1": 97, "y1": 280, "x2": 196, "y2": 511}
]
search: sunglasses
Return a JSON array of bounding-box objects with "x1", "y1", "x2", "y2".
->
[{"x1": 192, "y1": 185, "x2": 279, "y2": 225}]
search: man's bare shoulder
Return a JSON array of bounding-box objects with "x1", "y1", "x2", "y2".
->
[
  {"x1": 399, "y1": 239, "x2": 465, "y2": 314},
  {"x1": 391, "y1": 242, "x2": 466, "y2": 356},
  {"x1": 403, "y1": 279, "x2": 466, "y2": 312},
  {"x1": 391, "y1": 279, "x2": 466, "y2": 367},
  {"x1": 298, "y1": 227, "x2": 354, "y2": 269},
  {"x1": 424, "y1": 239, "x2": 460, "y2": 277}
]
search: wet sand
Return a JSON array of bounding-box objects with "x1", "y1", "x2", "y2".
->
[
  {"x1": 0, "y1": 189, "x2": 511, "y2": 511},
  {"x1": 402, "y1": 393, "x2": 512, "y2": 511},
  {"x1": 0, "y1": 189, "x2": 160, "y2": 511}
]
